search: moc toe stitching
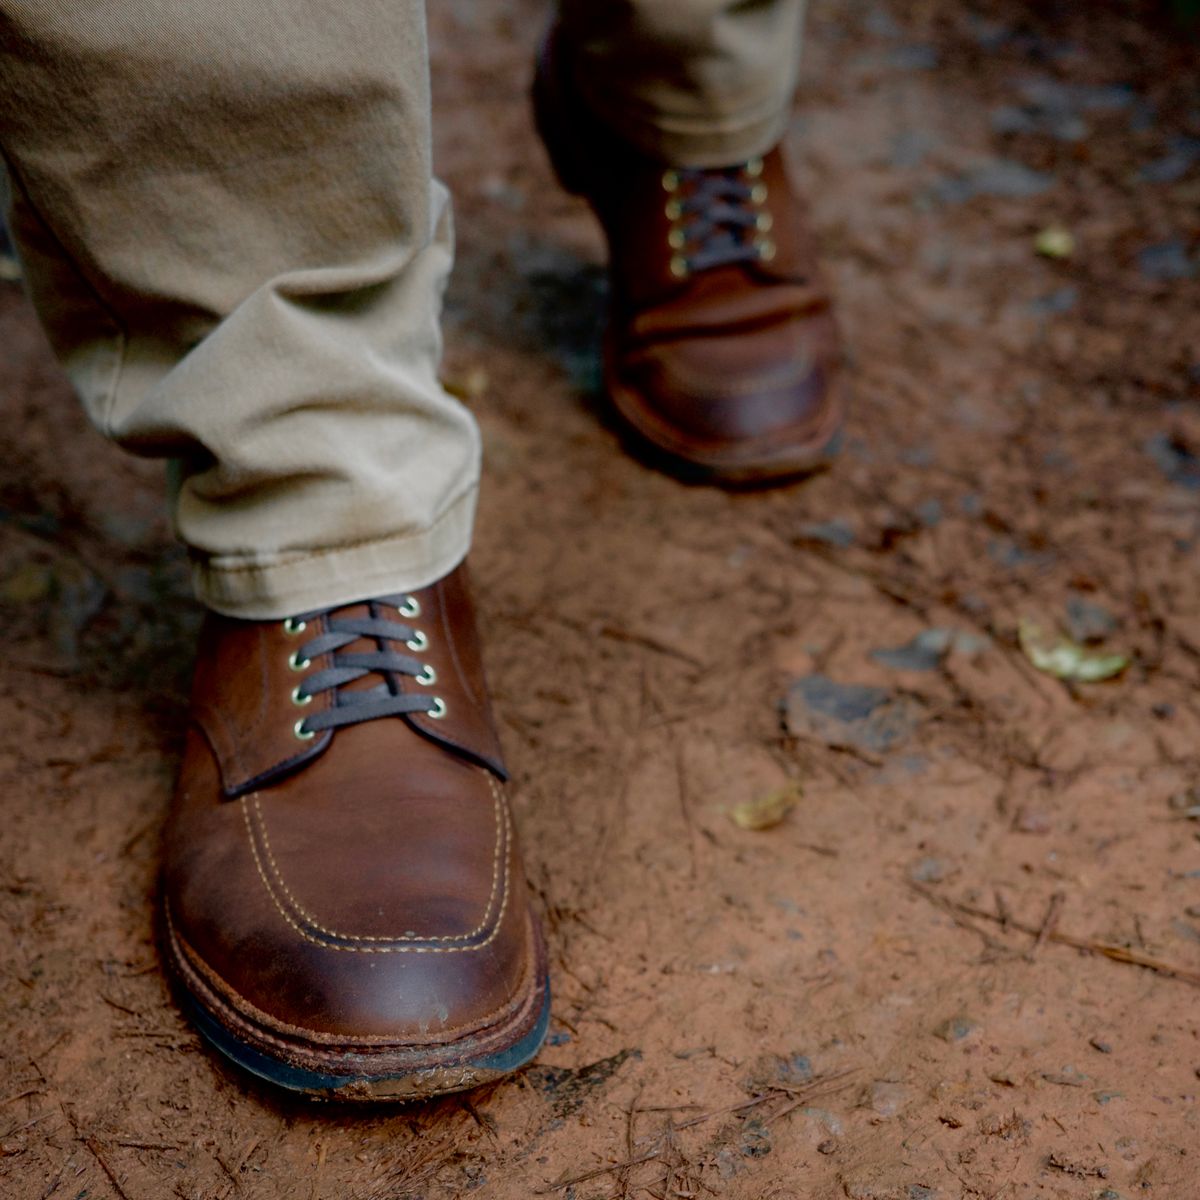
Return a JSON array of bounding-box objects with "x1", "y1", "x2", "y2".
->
[
  {"x1": 165, "y1": 900, "x2": 545, "y2": 1053},
  {"x1": 242, "y1": 778, "x2": 510, "y2": 949}
]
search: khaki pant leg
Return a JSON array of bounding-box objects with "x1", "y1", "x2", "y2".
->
[
  {"x1": 557, "y1": 0, "x2": 808, "y2": 167},
  {"x1": 0, "y1": 0, "x2": 477, "y2": 618}
]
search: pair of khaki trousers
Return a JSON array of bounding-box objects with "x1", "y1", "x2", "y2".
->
[{"x1": 1, "y1": 0, "x2": 806, "y2": 618}]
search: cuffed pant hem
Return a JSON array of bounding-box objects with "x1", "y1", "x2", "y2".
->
[{"x1": 190, "y1": 485, "x2": 477, "y2": 620}]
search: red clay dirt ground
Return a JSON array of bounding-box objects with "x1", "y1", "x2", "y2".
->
[{"x1": 3, "y1": 1, "x2": 1200, "y2": 1197}]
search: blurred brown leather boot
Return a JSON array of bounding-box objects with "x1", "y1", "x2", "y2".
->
[
  {"x1": 534, "y1": 31, "x2": 843, "y2": 484},
  {"x1": 161, "y1": 564, "x2": 549, "y2": 1100}
]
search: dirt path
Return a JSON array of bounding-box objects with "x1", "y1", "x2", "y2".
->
[{"x1": 3, "y1": 2, "x2": 1199, "y2": 1197}]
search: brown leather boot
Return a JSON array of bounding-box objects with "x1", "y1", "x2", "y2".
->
[
  {"x1": 161, "y1": 565, "x2": 549, "y2": 1100},
  {"x1": 534, "y1": 31, "x2": 843, "y2": 484}
]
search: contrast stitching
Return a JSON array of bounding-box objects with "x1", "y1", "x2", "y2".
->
[
  {"x1": 247, "y1": 776, "x2": 505, "y2": 943},
  {"x1": 240, "y1": 782, "x2": 511, "y2": 954},
  {"x1": 164, "y1": 902, "x2": 539, "y2": 1049}
]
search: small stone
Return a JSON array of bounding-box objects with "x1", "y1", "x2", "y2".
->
[
  {"x1": 871, "y1": 629, "x2": 951, "y2": 672},
  {"x1": 909, "y1": 857, "x2": 951, "y2": 884},
  {"x1": 783, "y1": 674, "x2": 920, "y2": 754},
  {"x1": 1041, "y1": 1064, "x2": 1088, "y2": 1087},
  {"x1": 885, "y1": 44, "x2": 939, "y2": 70},
  {"x1": 817, "y1": 1138, "x2": 837, "y2": 1155},
  {"x1": 933, "y1": 1016, "x2": 977, "y2": 1042},
  {"x1": 1137, "y1": 239, "x2": 1195, "y2": 282},
  {"x1": 800, "y1": 1106, "x2": 843, "y2": 1136},
  {"x1": 1145, "y1": 432, "x2": 1200, "y2": 489},
  {"x1": 870, "y1": 1080, "x2": 909, "y2": 1117},
  {"x1": 798, "y1": 518, "x2": 856, "y2": 547},
  {"x1": 1027, "y1": 286, "x2": 1078, "y2": 317},
  {"x1": 1089, "y1": 1037, "x2": 1113, "y2": 1054},
  {"x1": 914, "y1": 498, "x2": 943, "y2": 527},
  {"x1": 962, "y1": 159, "x2": 1056, "y2": 201},
  {"x1": 1169, "y1": 787, "x2": 1200, "y2": 810},
  {"x1": 777, "y1": 1053, "x2": 815, "y2": 1085},
  {"x1": 1064, "y1": 594, "x2": 1119, "y2": 644},
  {"x1": 738, "y1": 1117, "x2": 771, "y2": 1158},
  {"x1": 1013, "y1": 807, "x2": 1053, "y2": 834}
]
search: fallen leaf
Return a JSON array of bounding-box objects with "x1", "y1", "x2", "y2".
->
[
  {"x1": 1034, "y1": 225, "x2": 1075, "y2": 259},
  {"x1": 729, "y1": 782, "x2": 801, "y2": 831},
  {"x1": 441, "y1": 366, "x2": 489, "y2": 401},
  {"x1": 1018, "y1": 620, "x2": 1128, "y2": 682},
  {"x1": 1, "y1": 563, "x2": 52, "y2": 604}
]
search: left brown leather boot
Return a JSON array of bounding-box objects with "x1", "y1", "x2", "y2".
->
[
  {"x1": 161, "y1": 564, "x2": 549, "y2": 1100},
  {"x1": 534, "y1": 30, "x2": 843, "y2": 484}
]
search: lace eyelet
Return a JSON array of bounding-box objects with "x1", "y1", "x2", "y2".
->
[
  {"x1": 745, "y1": 158, "x2": 764, "y2": 178},
  {"x1": 406, "y1": 630, "x2": 428, "y2": 653},
  {"x1": 282, "y1": 617, "x2": 307, "y2": 636},
  {"x1": 667, "y1": 227, "x2": 686, "y2": 250},
  {"x1": 756, "y1": 212, "x2": 774, "y2": 233},
  {"x1": 415, "y1": 665, "x2": 437, "y2": 687},
  {"x1": 291, "y1": 685, "x2": 312, "y2": 707},
  {"x1": 293, "y1": 718, "x2": 315, "y2": 741},
  {"x1": 287, "y1": 650, "x2": 311, "y2": 671},
  {"x1": 669, "y1": 255, "x2": 690, "y2": 279},
  {"x1": 427, "y1": 697, "x2": 448, "y2": 720},
  {"x1": 661, "y1": 169, "x2": 680, "y2": 192},
  {"x1": 397, "y1": 597, "x2": 420, "y2": 619},
  {"x1": 664, "y1": 198, "x2": 683, "y2": 221},
  {"x1": 757, "y1": 238, "x2": 777, "y2": 262},
  {"x1": 750, "y1": 182, "x2": 768, "y2": 205}
]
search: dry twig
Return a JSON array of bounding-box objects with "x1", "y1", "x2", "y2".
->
[{"x1": 911, "y1": 883, "x2": 1200, "y2": 987}]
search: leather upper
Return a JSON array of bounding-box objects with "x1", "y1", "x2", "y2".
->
[
  {"x1": 162, "y1": 565, "x2": 541, "y2": 1048},
  {"x1": 534, "y1": 30, "x2": 844, "y2": 480}
]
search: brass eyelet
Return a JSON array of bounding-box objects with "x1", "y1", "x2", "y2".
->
[
  {"x1": 282, "y1": 617, "x2": 307, "y2": 636},
  {"x1": 406, "y1": 630, "x2": 428, "y2": 653},
  {"x1": 745, "y1": 158, "x2": 764, "y2": 178},
  {"x1": 661, "y1": 169, "x2": 680, "y2": 192},
  {"x1": 428, "y1": 697, "x2": 448, "y2": 720},
  {"x1": 750, "y1": 182, "x2": 768, "y2": 205},
  {"x1": 291, "y1": 685, "x2": 312, "y2": 707},
  {"x1": 667, "y1": 227, "x2": 686, "y2": 250},
  {"x1": 397, "y1": 597, "x2": 420, "y2": 619},
  {"x1": 669, "y1": 255, "x2": 690, "y2": 279},
  {"x1": 664, "y1": 198, "x2": 683, "y2": 221},
  {"x1": 293, "y1": 718, "x2": 315, "y2": 741},
  {"x1": 757, "y1": 238, "x2": 777, "y2": 262},
  {"x1": 756, "y1": 212, "x2": 774, "y2": 233},
  {"x1": 287, "y1": 650, "x2": 311, "y2": 671},
  {"x1": 415, "y1": 665, "x2": 437, "y2": 687}
]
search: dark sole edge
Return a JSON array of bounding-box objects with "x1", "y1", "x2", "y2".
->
[
  {"x1": 606, "y1": 354, "x2": 846, "y2": 486},
  {"x1": 180, "y1": 980, "x2": 552, "y2": 1102},
  {"x1": 161, "y1": 899, "x2": 552, "y2": 1102}
]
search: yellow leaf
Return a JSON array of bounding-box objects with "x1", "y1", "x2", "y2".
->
[
  {"x1": 728, "y1": 782, "x2": 801, "y2": 831},
  {"x1": 1018, "y1": 619, "x2": 1128, "y2": 682},
  {"x1": 1034, "y1": 225, "x2": 1075, "y2": 260}
]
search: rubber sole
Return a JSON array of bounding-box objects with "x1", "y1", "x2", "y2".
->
[
  {"x1": 180, "y1": 979, "x2": 552, "y2": 1101},
  {"x1": 163, "y1": 902, "x2": 551, "y2": 1102}
]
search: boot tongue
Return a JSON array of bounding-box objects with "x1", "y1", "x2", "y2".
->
[{"x1": 190, "y1": 573, "x2": 508, "y2": 800}]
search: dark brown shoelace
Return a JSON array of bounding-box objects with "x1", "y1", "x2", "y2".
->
[
  {"x1": 289, "y1": 597, "x2": 441, "y2": 736},
  {"x1": 668, "y1": 164, "x2": 770, "y2": 275}
]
